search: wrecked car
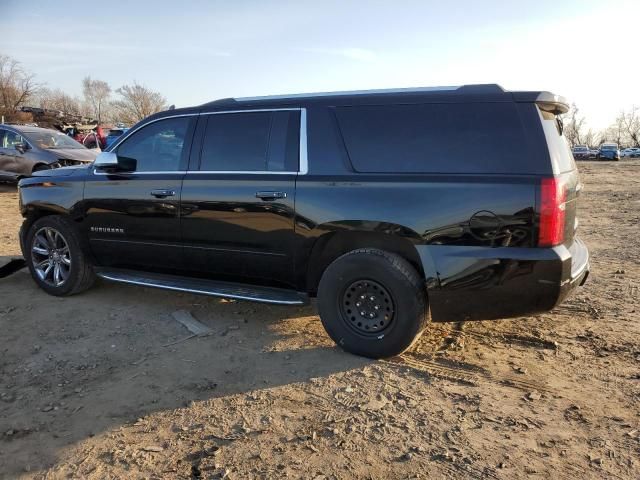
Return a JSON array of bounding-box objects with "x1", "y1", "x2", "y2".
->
[{"x1": 0, "y1": 124, "x2": 98, "y2": 181}]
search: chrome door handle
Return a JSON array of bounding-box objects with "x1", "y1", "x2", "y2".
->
[
  {"x1": 150, "y1": 189, "x2": 176, "y2": 198},
  {"x1": 256, "y1": 191, "x2": 286, "y2": 200}
]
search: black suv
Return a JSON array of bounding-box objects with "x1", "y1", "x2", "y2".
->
[{"x1": 18, "y1": 84, "x2": 589, "y2": 358}]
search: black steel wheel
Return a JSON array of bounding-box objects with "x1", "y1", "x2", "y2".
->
[
  {"x1": 340, "y1": 279, "x2": 395, "y2": 335},
  {"x1": 318, "y1": 248, "x2": 428, "y2": 358}
]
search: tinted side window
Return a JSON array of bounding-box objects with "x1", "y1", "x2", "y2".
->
[
  {"x1": 116, "y1": 117, "x2": 192, "y2": 172},
  {"x1": 199, "y1": 111, "x2": 299, "y2": 172},
  {"x1": 335, "y1": 103, "x2": 532, "y2": 174},
  {"x1": 1, "y1": 130, "x2": 25, "y2": 149}
]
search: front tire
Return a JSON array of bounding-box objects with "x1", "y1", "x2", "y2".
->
[
  {"x1": 317, "y1": 248, "x2": 428, "y2": 358},
  {"x1": 25, "y1": 215, "x2": 95, "y2": 296}
]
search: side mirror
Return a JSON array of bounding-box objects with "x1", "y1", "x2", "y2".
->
[
  {"x1": 15, "y1": 143, "x2": 29, "y2": 154},
  {"x1": 94, "y1": 151, "x2": 136, "y2": 172}
]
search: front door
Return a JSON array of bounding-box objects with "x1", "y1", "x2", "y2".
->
[
  {"x1": 0, "y1": 128, "x2": 21, "y2": 179},
  {"x1": 81, "y1": 115, "x2": 196, "y2": 271},
  {"x1": 181, "y1": 109, "x2": 301, "y2": 287}
]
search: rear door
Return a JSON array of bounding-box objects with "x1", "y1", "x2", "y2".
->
[
  {"x1": 180, "y1": 109, "x2": 301, "y2": 286},
  {"x1": 82, "y1": 115, "x2": 196, "y2": 270}
]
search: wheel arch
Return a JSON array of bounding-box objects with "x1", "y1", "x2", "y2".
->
[
  {"x1": 20, "y1": 207, "x2": 81, "y2": 257},
  {"x1": 304, "y1": 225, "x2": 430, "y2": 295}
]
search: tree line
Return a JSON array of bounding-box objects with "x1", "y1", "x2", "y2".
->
[
  {"x1": 0, "y1": 54, "x2": 167, "y2": 125},
  {"x1": 561, "y1": 102, "x2": 638, "y2": 149}
]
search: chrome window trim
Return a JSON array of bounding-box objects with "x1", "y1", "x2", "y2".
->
[
  {"x1": 201, "y1": 108, "x2": 301, "y2": 115},
  {"x1": 93, "y1": 170, "x2": 188, "y2": 176},
  {"x1": 188, "y1": 171, "x2": 297, "y2": 175},
  {"x1": 106, "y1": 113, "x2": 198, "y2": 152},
  {"x1": 95, "y1": 107, "x2": 308, "y2": 176},
  {"x1": 299, "y1": 108, "x2": 308, "y2": 174}
]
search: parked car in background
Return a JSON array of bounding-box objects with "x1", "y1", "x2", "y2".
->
[
  {"x1": 599, "y1": 143, "x2": 620, "y2": 161},
  {"x1": 572, "y1": 145, "x2": 590, "y2": 160},
  {"x1": 0, "y1": 125, "x2": 98, "y2": 181},
  {"x1": 105, "y1": 127, "x2": 129, "y2": 149},
  {"x1": 589, "y1": 148, "x2": 598, "y2": 159},
  {"x1": 18, "y1": 84, "x2": 589, "y2": 358},
  {"x1": 621, "y1": 147, "x2": 640, "y2": 158}
]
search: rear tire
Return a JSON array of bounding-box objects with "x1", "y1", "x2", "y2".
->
[
  {"x1": 25, "y1": 215, "x2": 95, "y2": 296},
  {"x1": 317, "y1": 248, "x2": 428, "y2": 358}
]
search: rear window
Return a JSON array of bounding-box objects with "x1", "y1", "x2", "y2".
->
[
  {"x1": 199, "y1": 111, "x2": 299, "y2": 172},
  {"x1": 334, "y1": 102, "x2": 534, "y2": 174}
]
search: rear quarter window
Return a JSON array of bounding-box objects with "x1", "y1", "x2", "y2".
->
[{"x1": 335, "y1": 102, "x2": 536, "y2": 174}]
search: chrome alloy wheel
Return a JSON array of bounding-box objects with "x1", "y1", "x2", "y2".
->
[{"x1": 31, "y1": 226, "x2": 71, "y2": 287}]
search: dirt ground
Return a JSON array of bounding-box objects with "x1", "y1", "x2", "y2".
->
[{"x1": 1, "y1": 161, "x2": 639, "y2": 480}]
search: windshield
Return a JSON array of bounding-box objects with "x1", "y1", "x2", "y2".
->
[
  {"x1": 574, "y1": 147, "x2": 588, "y2": 151},
  {"x1": 26, "y1": 130, "x2": 86, "y2": 149},
  {"x1": 601, "y1": 145, "x2": 617, "y2": 151}
]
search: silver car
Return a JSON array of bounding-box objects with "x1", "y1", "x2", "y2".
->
[{"x1": 0, "y1": 124, "x2": 98, "y2": 182}]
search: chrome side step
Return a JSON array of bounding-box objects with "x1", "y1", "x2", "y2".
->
[{"x1": 95, "y1": 268, "x2": 308, "y2": 305}]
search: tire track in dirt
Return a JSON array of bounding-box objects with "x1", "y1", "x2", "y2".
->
[{"x1": 391, "y1": 352, "x2": 558, "y2": 395}]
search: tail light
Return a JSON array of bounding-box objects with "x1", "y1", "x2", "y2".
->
[{"x1": 538, "y1": 177, "x2": 567, "y2": 247}]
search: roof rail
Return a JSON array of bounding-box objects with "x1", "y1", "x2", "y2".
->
[
  {"x1": 234, "y1": 85, "x2": 462, "y2": 102},
  {"x1": 456, "y1": 84, "x2": 505, "y2": 93},
  {"x1": 199, "y1": 97, "x2": 239, "y2": 108},
  {"x1": 201, "y1": 83, "x2": 507, "y2": 105}
]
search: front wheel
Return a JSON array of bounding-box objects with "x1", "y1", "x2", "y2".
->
[
  {"x1": 317, "y1": 248, "x2": 428, "y2": 358},
  {"x1": 24, "y1": 215, "x2": 95, "y2": 296}
]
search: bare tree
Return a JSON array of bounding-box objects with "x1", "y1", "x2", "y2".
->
[
  {"x1": 0, "y1": 54, "x2": 38, "y2": 109},
  {"x1": 562, "y1": 103, "x2": 587, "y2": 147},
  {"x1": 620, "y1": 106, "x2": 640, "y2": 147},
  {"x1": 584, "y1": 129, "x2": 602, "y2": 149},
  {"x1": 604, "y1": 114, "x2": 626, "y2": 146},
  {"x1": 82, "y1": 76, "x2": 111, "y2": 124},
  {"x1": 112, "y1": 82, "x2": 166, "y2": 124},
  {"x1": 37, "y1": 87, "x2": 82, "y2": 116}
]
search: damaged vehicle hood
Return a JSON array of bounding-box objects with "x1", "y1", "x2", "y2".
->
[
  {"x1": 48, "y1": 148, "x2": 99, "y2": 163},
  {"x1": 31, "y1": 164, "x2": 91, "y2": 177}
]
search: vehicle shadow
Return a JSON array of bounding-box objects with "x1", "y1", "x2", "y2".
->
[
  {"x1": 0, "y1": 269, "x2": 372, "y2": 476},
  {"x1": 0, "y1": 183, "x2": 18, "y2": 192}
]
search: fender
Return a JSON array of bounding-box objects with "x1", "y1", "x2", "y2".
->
[{"x1": 294, "y1": 219, "x2": 440, "y2": 292}]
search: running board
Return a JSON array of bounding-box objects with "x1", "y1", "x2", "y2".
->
[{"x1": 95, "y1": 268, "x2": 308, "y2": 305}]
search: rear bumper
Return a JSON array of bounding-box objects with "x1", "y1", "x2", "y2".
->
[{"x1": 417, "y1": 238, "x2": 589, "y2": 322}]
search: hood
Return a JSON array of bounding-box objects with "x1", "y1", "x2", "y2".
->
[
  {"x1": 48, "y1": 147, "x2": 99, "y2": 162},
  {"x1": 31, "y1": 164, "x2": 90, "y2": 177}
]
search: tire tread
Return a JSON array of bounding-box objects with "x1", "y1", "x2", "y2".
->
[{"x1": 318, "y1": 248, "x2": 428, "y2": 358}]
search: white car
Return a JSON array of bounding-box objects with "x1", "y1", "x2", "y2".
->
[{"x1": 621, "y1": 147, "x2": 640, "y2": 158}]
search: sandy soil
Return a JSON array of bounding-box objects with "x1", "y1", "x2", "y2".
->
[{"x1": 0, "y1": 161, "x2": 639, "y2": 479}]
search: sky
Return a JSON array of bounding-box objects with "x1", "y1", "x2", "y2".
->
[{"x1": 2, "y1": 0, "x2": 639, "y2": 130}]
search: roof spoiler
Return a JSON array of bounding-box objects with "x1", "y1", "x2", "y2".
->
[{"x1": 535, "y1": 92, "x2": 569, "y2": 115}]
